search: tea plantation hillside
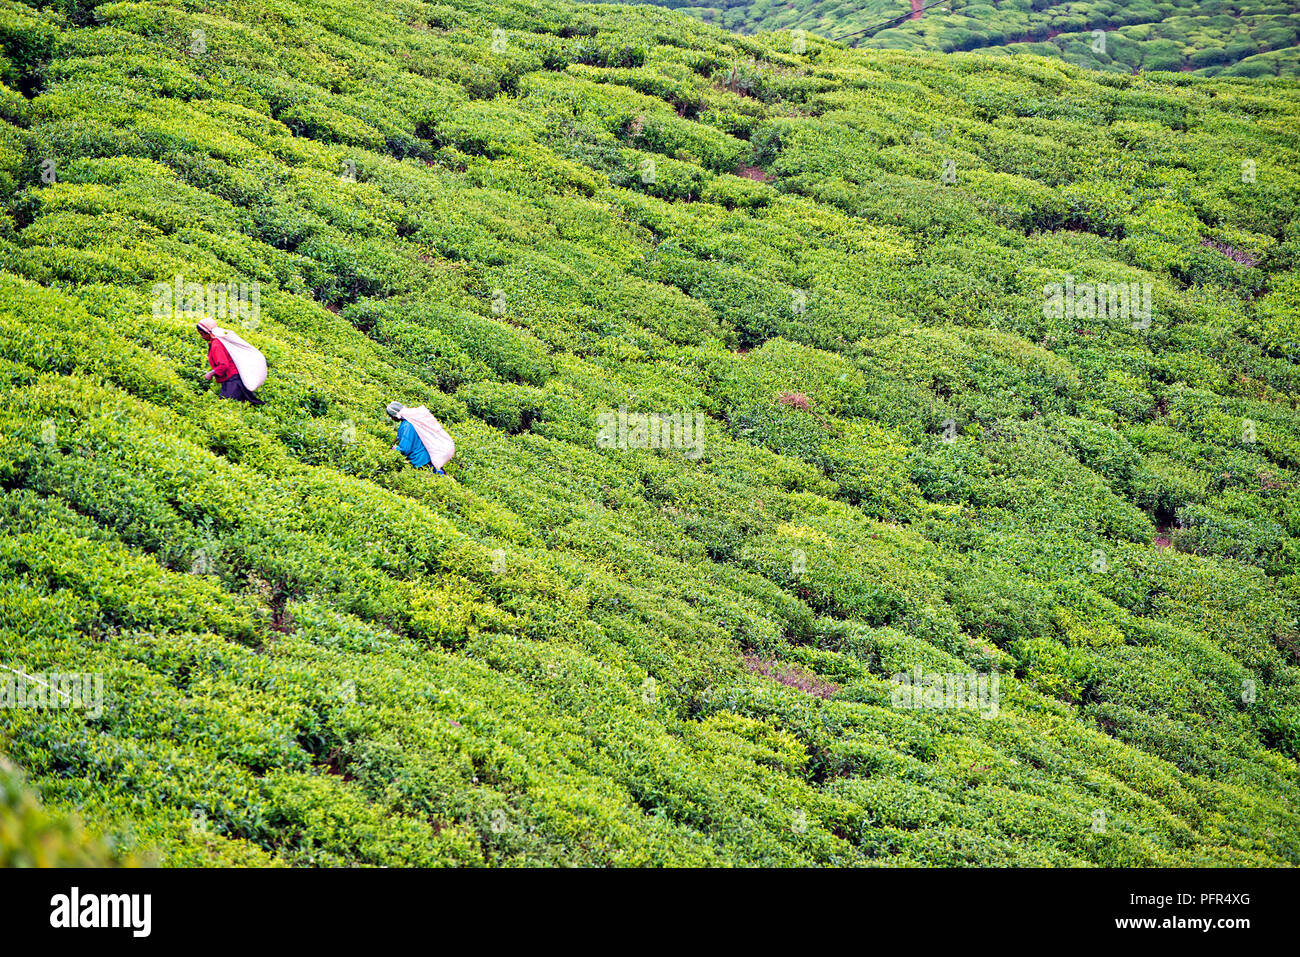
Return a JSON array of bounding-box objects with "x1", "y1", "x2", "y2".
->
[
  {"x1": 1, "y1": 0, "x2": 1299, "y2": 866},
  {"x1": 610, "y1": 0, "x2": 1300, "y2": 77}
]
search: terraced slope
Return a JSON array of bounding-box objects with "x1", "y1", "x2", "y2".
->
[
  {"x1": 605, "y1": 0, "x2": 1300, "y2": 76},
  {"x1": 1, "y1": 0, "x2": 1298, "y2": 865}
]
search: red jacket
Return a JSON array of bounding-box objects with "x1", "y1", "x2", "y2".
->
[{"x1": 208, "y1": 338, "x2": 239, "y2": 382}]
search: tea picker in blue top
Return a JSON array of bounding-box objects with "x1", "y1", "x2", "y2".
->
[{"x1": 386, "y1": 401, "x2": 455, "y2": 474}]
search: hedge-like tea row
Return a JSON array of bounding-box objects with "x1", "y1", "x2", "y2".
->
[{"x1": 613, "y1": 0, "x2": 1300, "y2": 77}]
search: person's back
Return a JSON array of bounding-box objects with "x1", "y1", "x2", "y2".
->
[
  {"x1": 387, "y1": 401, "x2": 450, "y2": 474},
  {"x1": 396, "y1": 418, "x2": 432, "y2": 469}
]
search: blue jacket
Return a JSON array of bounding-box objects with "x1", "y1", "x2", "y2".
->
[{"x1": 396, "y1": 419, "x2": 432, "y2": 468}]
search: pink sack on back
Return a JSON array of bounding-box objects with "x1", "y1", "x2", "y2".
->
[
  {"x1": 218, "y1": 330, "x2": 267, "y2": 391},
  {"x1": 400, "y1": 406, "x2": 455, "y2": 469}
]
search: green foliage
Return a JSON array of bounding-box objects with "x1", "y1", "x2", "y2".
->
[
  {"x1": 619, "y1": 0, "x2": 1300, "y2": 77},
  {"x1": 0, "y1": 0, "x2": 1297, "y2": 868},
  {"x1": 0, "y1": 755, "x2": 134, "y2": 866}
]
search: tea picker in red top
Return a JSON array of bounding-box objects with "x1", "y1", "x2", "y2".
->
[{"x1": 197, "y1": 317, "x2": 267, "y2": 404}]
